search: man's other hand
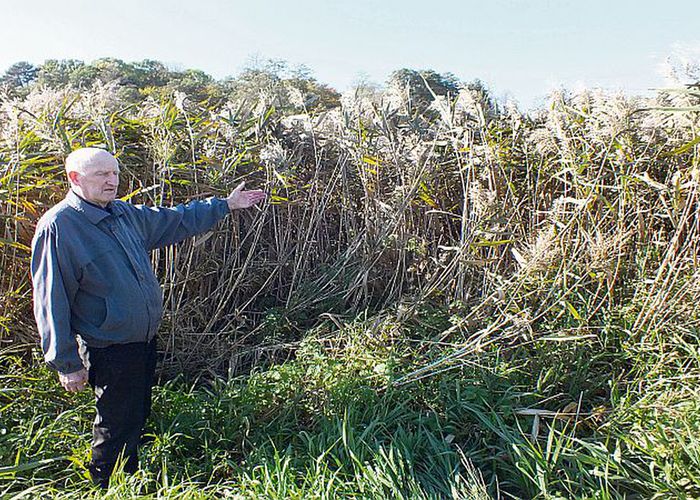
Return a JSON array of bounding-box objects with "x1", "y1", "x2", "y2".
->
[
  {"x1": 226, "y1": 181, "x2": 267, "y2": 210},
  {"x1": 59, "y1": 368, "x2": 88, "y2": 393}
]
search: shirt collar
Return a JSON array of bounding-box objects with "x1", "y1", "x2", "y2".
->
[{"x1": 66, "y1": 190, "x2": 114, "y2": 225}]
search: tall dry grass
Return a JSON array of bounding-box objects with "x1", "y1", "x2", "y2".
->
[{"x1": 1, "y1": 80, "x2": 699, "y2": 378}]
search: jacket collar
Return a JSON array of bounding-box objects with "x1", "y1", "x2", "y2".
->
[{"x1": 66, "y1": 190, "x2": 114, "y2": 225}]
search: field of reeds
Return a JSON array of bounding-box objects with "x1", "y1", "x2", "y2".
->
[{"x1": 2, "y1": 64, "x2": 700, "y2": 498}]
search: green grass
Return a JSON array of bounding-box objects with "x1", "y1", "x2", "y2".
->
[{"x1": 2, "y1": 304, "x2": 699, "y2": 499}]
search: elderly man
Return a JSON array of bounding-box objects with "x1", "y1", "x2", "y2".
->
[{"x1": 31, "y1": 147, "x2": 266, "y2": 487}]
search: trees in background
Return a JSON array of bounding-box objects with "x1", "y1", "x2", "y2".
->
[
  {"x1": 387, "y1": 68, "x2": 494, "y2": 118},
  {"x1": 1, "y1": 58, "x2": 486, "y2": 115},
  {"x1": 388, "y1": 68, "x2": 461, "y2": 105},
  {"x1": 0, "y1": 61, "x2": 39, "y2": 88},
  {"x1": 0, "y1": 58, "x2": 343, "y2": 111}
]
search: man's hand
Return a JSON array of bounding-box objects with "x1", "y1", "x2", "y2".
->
[
  {"x1": 226, "y1": 181, "x2": 267, "y2": 210},
  {"x1": 58, "y1": 368, "x2": 88, "y2": 393}
]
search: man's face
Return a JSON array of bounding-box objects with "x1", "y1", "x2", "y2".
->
[{"x1": 71, "y1": 158, "x2": 120, "y2": 207}]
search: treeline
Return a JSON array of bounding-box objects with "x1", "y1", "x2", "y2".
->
[
  {"x1": 1, "y1": 57, "x2": 484, "y2": 115},
  {"x1": 0, "y1": 58, "x2": 340, "y2": 110}
]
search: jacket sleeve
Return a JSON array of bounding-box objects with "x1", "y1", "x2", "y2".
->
[
  {"x1": 31, "y1": 223, "x2": 83, "y2": 374},
  {"x1": 135, "y1": 197, "x2": 230, "y2": 251}
]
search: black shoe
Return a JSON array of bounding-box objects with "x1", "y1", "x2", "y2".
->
[{"x1": 89, "y1": 463, "x2": 112, "y2": 489}]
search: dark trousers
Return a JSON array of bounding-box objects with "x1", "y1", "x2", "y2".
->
[{"x1": 86, "y1": 339, "x2": 157, "y2": 487}]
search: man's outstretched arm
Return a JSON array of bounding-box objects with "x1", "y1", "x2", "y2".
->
[{"x1": 134, "y1": 181, "x2": 266, "y2": 251}]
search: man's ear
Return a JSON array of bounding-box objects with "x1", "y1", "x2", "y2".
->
[{"x1": 68, "y1": 170, "x2": 81, "y2": 185}]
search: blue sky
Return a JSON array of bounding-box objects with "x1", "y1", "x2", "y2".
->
[{"x1": 1, "y1": 0, "x2": 698, "y2": 108}]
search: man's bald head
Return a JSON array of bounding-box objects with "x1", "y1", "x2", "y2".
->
[
  {"x1": 65, "y1": 148, "x2": 118, "y2": 176},
  {"x1": 65, "y1": 148, "x2": 121, "y2": 207}
]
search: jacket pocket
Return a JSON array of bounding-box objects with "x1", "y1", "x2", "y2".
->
[
  {"x1": 74, "y1": 291, "x2": 107, "y2": 327},
  {"x1": 100, "y1": 293, "x2": 136, "y2": 333}
]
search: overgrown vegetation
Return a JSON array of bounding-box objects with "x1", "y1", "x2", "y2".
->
[{"x1": 1, "y1": 58, "x2": 700, "y2": 498}]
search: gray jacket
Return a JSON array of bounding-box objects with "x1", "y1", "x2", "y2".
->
[{"x1": 31, "y1": 190, "x2": 230, "y2": 374}]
